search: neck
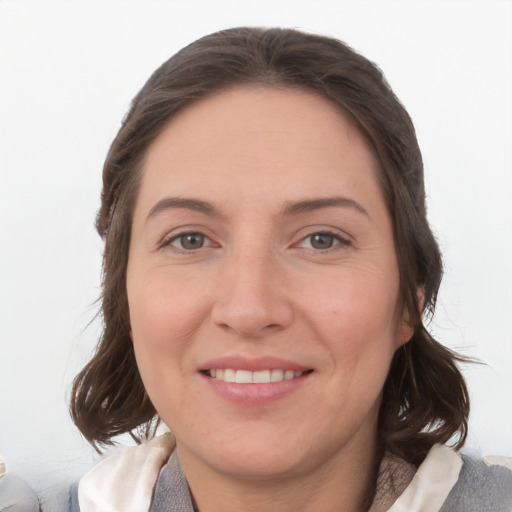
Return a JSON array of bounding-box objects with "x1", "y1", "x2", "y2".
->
[{"x1": 178, "y1": 432, "x2": 380, "y2": 512}]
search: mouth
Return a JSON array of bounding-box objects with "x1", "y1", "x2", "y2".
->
[{"x1": 202, "y1": 368, "x2": 314, "y2": 384}]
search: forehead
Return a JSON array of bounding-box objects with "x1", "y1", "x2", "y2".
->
[
  {"x1": 136, "y1": 86, "x2": 383, "y2": 215},
  {"x1": 147, "y1": 85, "x2": 372, "y2": 161}
]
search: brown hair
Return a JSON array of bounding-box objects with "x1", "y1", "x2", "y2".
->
[{"x1": 71, "y1": 27, "x2": 470, "y2": 466}]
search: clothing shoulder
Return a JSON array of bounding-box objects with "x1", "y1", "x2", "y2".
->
[
  {"x1": 440, "y1": 453, "x2": 512, "y2": 512},
  {"x1": 149, "y1": 450, "x2": 195, "y2": 512},
  {"x1": 386, "y1": 444, "x2": 512, "y2": 512},
  {"x1": 77, "y1": 433, "x2": 175, "y2": 512}
]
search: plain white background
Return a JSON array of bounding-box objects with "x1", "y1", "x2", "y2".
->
[{"x1": 1, "y1": 1, "x2": 511, "y2": 510}]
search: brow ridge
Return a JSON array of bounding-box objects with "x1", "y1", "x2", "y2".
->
[
  {"x1": 281, "y1": 197, "x2": 370, "y2": 217},
  {"x1": 147, "y1": 195, "x2": 369, "y2": 221},
  {"x1": 147, "y1": 197, "x2": 220, "y2": 219}
]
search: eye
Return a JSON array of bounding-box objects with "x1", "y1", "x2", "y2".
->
[
  {"x1": 167, "y1": 232, "x2": 209, "y2": 251},
  {"x1": 309, "y1": 233, "x2": 336, "y2": 249},
  {"x1": 297, "y1": 231, "x2": 351, "y2": 251}
]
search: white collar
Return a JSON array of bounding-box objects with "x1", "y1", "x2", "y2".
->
[
  {"x1": 78, "y1": 433, "x2": 175, "y2": 512},
  {"x1": 387, "y1": 444, "x2": 462, "y2": 512}
]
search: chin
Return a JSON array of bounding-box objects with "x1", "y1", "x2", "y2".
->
[
  {"x1": 177, "y1": 428, "x2": 312, "y2": 480},
  {"x1": 211, "y1": 451, "x2": 307, "y2": 481}
]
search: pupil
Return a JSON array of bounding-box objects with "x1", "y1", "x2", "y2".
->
[
  {"x1": 311, "y1": 233, "x2": 333, "y2": 249},
  {"x1": 181, "y1": 233, "x2": 204, "y2": 249}
]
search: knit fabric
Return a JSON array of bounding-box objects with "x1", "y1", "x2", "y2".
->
[
  {"x1": 149, "y1": 450, "x2": 195, "y2": 512},
  {"x1": 439, "y1": 455, "x2": 512, "y2": 512},
  {"x1": 149, "y1": 448, "x2": 512, "y2": 512}
]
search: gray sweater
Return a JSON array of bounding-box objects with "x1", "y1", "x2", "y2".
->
[{"x1": 149, "y1": 451, "x2": 512, "y2": 512}]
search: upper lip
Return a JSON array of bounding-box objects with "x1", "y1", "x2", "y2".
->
[{"x1": 199, "y1": 355, "x2": 311, "y2": 372}]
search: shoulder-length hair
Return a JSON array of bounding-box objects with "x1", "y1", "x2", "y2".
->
[{"x1": 71, "y1": 27, "x2": 470, "y2": 466}]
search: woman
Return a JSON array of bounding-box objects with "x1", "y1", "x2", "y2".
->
[{"x1": 70, "y1": 27, "x2": 512, "y2": 511}]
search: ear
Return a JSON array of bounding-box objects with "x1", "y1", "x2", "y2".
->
[
  {"x1": 395, "y1": 310, "x2": 414, "y2": 349},
  {"x1": 395, "y1": 288, "x2": 424, "y2": 349}
]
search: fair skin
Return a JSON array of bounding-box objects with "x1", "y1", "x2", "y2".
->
[{"x1": 127, "y1": 86, "x2": 413, "y2": 512}]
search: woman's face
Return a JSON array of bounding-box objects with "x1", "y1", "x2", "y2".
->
[{"x1": 127, "y1": 87, "x2": 412, "y2": 481}]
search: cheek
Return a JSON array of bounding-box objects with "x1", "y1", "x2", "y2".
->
[
  {"x1": 128, "y1": 267, "x2": 207, "y2": 346},
  {"x1": 299, "y1": 267, "x2": 401, "y2": 387},
  {"x1": 127, "y1": 270, "x2": 208, "y2": 403},
  {"x1": 302, "y1": 265, "x2": 401, "y2": 340}
]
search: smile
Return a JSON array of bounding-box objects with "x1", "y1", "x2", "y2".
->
[{"x1": 206, "y1": 369, "x2": 310, "y2": 383}]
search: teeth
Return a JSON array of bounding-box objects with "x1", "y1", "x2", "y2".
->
[
  {"x1": 253, "y1": 370, "x2": 270, "y2": 383},
  {"x1": 207, "y1": 368, "x2": 306, "y2": 384},
  {"x1": 223, "y1": 369, "x2": 235, "y2": 382},
  {"x1": 235, "y1": 370, "x2": 252, "y2": 384},
  {"x1": 271, "y1": 369, "x2": 284, "y2": 382}
]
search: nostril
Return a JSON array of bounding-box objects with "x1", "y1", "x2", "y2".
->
[{"x1": 211, "y1": 294, "x2": 294, "y2": 337}]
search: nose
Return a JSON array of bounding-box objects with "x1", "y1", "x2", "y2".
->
[{"x1": 211, "y1": 249, "x2": 294, "y2": 338}]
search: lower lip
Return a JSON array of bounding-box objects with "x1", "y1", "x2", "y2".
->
[{"x1": 200, "y1": 372, "x2": 312, "y2": 405}]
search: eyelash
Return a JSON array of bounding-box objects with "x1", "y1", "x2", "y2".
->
[{"x1": 161, "y1": 229, "x2": 351, "y2": 253}]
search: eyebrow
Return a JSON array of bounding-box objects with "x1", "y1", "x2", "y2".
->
[
  {"x1": 146, "y1": 195, "x2": 370, "y2": 221},
  {"x1": 147, "y1": 197, "x2": 222, "y2": 219},
  {"x1": 281, "y1": 197, "x2": 370, "y2": 218}
]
